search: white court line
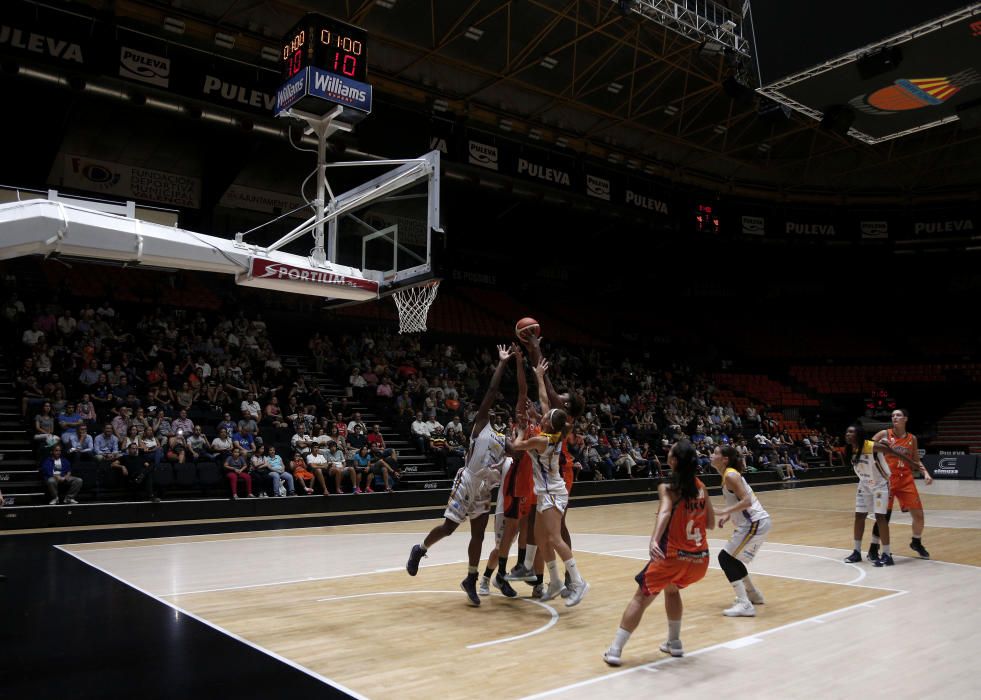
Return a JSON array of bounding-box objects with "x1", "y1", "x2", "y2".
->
[
  {"x1": 63, "y1": 531, "x2": 423, "y2": 553},
  {"x1": 316, "y1": 590, "x2": 560, "y2": 649},
  {"x1": 160, "y1": 558, "x2": 469, "y2": 597},
  {"x1": 521, "y1": 589, "x2": 910, "y2": 700},
  {"x1": 573, "y1": 546, "x2": 900, "y2": 592},
  {"x1": 55, "y1": 544, "x2": 370, "y2": 700}
]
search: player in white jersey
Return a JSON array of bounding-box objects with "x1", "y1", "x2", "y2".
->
[
  {"x1": 843, "y1": 424, "x2": 916, "y2": 566},
  {"x1": 511, "y1": 358, "x2": 589, "y2": 607},
  {"x1": 711, "y1": 445, "x2": 770, "y2": 617},
  {"x1": 406, "y1": 344, "x2": 518, "y2": 606},
  {"x1": 477, "y1": 456, "x2": 519, "y2": 598}
]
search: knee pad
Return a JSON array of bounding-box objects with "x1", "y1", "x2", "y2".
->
[{"x1": 718, "y1": 549, "x2": 748, "y2": 582}]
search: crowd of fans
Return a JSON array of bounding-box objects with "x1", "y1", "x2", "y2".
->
[{"x1": 4, "y1": 289, "x2": 846, "y2": 506}]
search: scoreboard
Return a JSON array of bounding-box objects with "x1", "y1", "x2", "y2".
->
[
  {"x1": 281, "y1": 15, "x2": 368, "y2": 84},
  {"x1": 275, "y1": 13, "x2": 372, "y2": 120}
]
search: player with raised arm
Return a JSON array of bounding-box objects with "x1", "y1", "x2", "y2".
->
[
  {"x1": 510, "y1": 358, "x2": 588, "y2": 606},
  {"x1": 711, "y1": 444, "x2": 770, "y2": 617},
  {"x1": 867, "y1": 409, "x2": 933, "y2": 561},
  {"x1": 843, "y1": 424, "x2": 930, "y2": 566},
  {"x1": 603, "y1": 440, "x2": 715, "y2": 665},
  {"x1": 520, "y1": 331, "x2": 585, "y2": 596},
  {"x1": 405, "y1": 344, "x2": 517, "y2": 606}
]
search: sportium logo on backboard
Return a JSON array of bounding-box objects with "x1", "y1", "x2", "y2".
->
[{"x1": 468, "y1": 141, "x2": 498, "y2": 171}]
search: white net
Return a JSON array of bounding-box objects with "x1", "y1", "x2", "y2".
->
[{"x1": 392, "y1": 280, "x2": 440, "y2": 333}]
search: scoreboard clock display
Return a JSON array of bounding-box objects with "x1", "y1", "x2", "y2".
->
[{"x1": 281, "y1": 14, "x2": 368, "y2": 84}]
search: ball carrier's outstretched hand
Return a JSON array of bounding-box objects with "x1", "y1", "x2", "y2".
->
[{"x1": 406, "y1": 344, "x2": 517, "y2": 607}]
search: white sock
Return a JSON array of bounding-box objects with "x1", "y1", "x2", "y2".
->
[
  {"x1": 882, "y1": 544, "x2": 891, "y2": 555},
  {"x1": 667, "y1": 619, "x2": 682, "y2": 643},
  {"x1": 744, "y1": 575, "x2": 758, "y2": 594},
  {"x1": 611, "y1": 627, "x2": 631, "y2": 652},
  {"x1": 853, "y1": 539, "x2": 862, "y2": 551},
  {"x1": 732, "y1": 579, "x2": 748, "y2": 602},
  {"x1": 564, "y1": 557, "x2": 584, "y2": 585},
  {"x1": 870, "y1": 535, "x2": 881, "y2": 545},
  {"x1": 546, "y1": 559, "x2": 560, "y2": 583},
  {"x1": 524, "y1": 544, "x2": 538, "y2": 569}
]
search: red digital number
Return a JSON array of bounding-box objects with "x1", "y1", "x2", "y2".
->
[{"x1": 288, "y1": 51, "x2": 303, "y2": 78}]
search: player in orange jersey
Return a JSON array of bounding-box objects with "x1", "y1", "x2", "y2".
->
[
  {"x1": 603, "y1": 440, "x2": 716, "y2": 665},
  {"x1": 868, "y1": 409, "x2": 933, "y2": 560}
]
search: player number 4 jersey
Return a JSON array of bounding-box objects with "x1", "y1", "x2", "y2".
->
[{"x1": 661, "y1": 478, "x2": 709, "y2": 559}]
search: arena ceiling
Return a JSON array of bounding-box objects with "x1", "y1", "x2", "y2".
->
[{"x1": 49, "y1": 1, "x2": 981, "y2": 199}]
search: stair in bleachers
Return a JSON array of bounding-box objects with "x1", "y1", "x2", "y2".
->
[
  {"x1": 281, "y1": 353, "x2": 452, "y2": 491},
  {"x1": 933, "y1": 401, "x2": 981, "y2": 454},
  {"x1": 0, "y1": 360, "x2": 41, "y2": 506}
]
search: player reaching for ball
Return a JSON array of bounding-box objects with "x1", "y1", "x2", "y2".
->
[
  {"x1": 510, "y1": 357, "x2": 589, "y2": 606},
  {"x1": 405, "y1": 344, "x2": 518, "y2": 607},
  {"x1": 603, "y1": 440, "x2": 715, "y2": 665},
  {"x1": 867, "y1": 409, "x2": 933, "y2": 561}
]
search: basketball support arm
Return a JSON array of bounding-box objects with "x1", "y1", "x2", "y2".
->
[{"x1": 0, "y1": 198, "x2": 377, "y2": 301}]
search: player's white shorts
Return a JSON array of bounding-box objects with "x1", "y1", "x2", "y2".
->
[
  {"x1": 444, "y1": 469, "x2": 492, "y2": 524},
  {"x1": 855, "y1": 481, "x2": 890, "y2": 516},
  {"x1": 536, "y1": 490, "x2": 568, "y2": 514},
  {"x1": 723, "y1": 516, "x2": 771, "y2": 564}
]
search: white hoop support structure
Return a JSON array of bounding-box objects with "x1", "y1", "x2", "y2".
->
[{"x1": 392, "y1": 279, "x2": 440, "y2": 333}]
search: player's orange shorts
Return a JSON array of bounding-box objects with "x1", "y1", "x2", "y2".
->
[
  {"x1": 889, "y1": 470, "x2": 922, "y2": 511},
  {"x1": 634, "y1": 555, "x2": 708, "y2": 596}
]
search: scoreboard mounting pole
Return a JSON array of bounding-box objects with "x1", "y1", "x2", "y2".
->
[{"x1": 272, "y1": 13, "x2": 373, "y2": 265}]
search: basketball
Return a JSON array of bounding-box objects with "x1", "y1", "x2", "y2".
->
[{"x1": 515, "y1": 317, "x2": 541, "y2": 342}]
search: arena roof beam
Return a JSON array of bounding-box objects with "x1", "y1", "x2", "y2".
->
[{"x1": 616, "y1": 0, "x2": 750, "y2": 58}]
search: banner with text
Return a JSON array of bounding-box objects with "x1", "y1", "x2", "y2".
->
[{"x1": 59, "y1": 154, "x2": 201, "y2": 209}]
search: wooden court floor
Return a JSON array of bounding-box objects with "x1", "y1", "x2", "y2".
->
[{"x1": 59, "y1": 482, "x2": 981, "y2": 699}]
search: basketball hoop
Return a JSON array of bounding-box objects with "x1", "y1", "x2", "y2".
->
[{"x1": 392, "y1": 279, "x2": 440, "y2": 333}]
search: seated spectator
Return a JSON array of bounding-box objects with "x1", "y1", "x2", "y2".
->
[
  {"x1": 352, "y1": 445, "x2": 375, "y2": 493},
  {"x1": 210, "y1": 427, "x2": 233, "y2": 463},
  {"x1": 232, "y1": 426, "x2": 256, "y2": 459},
  {"x1": 264, "y1": 397, "x2": 288, "y2": 429},
  {"x1": 347, "y1": 412, "x2": 367, "y2": 436},
  {"x1": 33, "y1": 401, "x2": 59, "y2": 451},
  {"x1": 250, "y1": 445, "x2": 273, "y2": 496},
  {"x1": 41, "y1": 444, "x2": 82, "y2": 505},
  {"x1": 347, "y1": 424, "x2": 368, "y2": 451},
  {"x1": 366, "y1": 445, "x2": 399, "y2": 493},
  {"x1": 291, "y1": 426, "x2": 313, "y2": 457},
  {"x1": 410, "y1": 411, "x2": 430, "y2": 453},
  {"x1": 305, "y1": 444, "x2": 331, "y2": 496},
  {"x1": 175, "y1": 382, "x2": 196, "y2": 412},
  {"x1": 172, "y1": 409, "x2": 194, "y2": 439},
  {"x1": 76, "y1": 394, "x2": 98, "y2": 431},
  {"x1": 94, "y1": 424, "x2": 122, "y2": 464},
  {"x1": 63, "y1": 424, "x2": 95, "y2": 468},
  {"x1": 290, "y1": 452, "x2": 315, "y2": 495},
  {"x1": 185, "y1": 425, "x2": 213, "y2": 464},
  {"x1": 57, "y1": 402, "x2": 84, "y2": 440},
  {"x1": 217, "y1": 413, "x2": 237, "y2": 437},
  {"x1": 224, "y1": 447, "x2": 255, "y2": 499},
  {"x1": 240, "y1": 392, "x2": 261, "y2": 422},
  {"x1": 139, "y1": 426, "x2": 164, "y2": 467},
  {"x1": 110, "y1": 443, "x2": 155, "y2": 500},
  {"x1": 326, "y1": 441, "x2": 355, "y2": 494},
  {"x1": 78, "y1": 359, "x2": 101, "y2": 388},
  {"x1": 266, "y1": 446, "x2": 295, "y2": 497}
]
